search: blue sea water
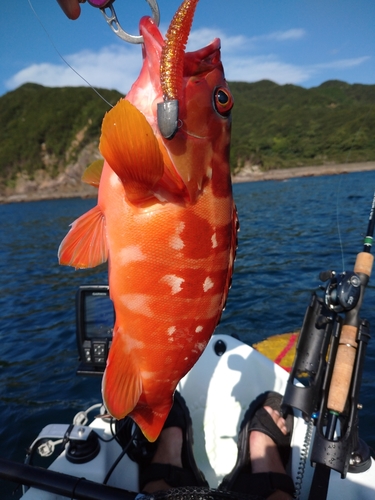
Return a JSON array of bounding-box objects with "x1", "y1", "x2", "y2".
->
[{"x1": 0, "y1": 171, "x2": 375, "y2": 498}]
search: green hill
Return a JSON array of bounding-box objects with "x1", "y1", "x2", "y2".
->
[
  {"x1": 0, "y1": 83, "x2": 122, "y2": 193},
  {"x1": 0, "y1": 80, "x2": 374, "y2": 196},
  {"x1": 229, "y1": 80, "x2": 375, "y2": 170}
]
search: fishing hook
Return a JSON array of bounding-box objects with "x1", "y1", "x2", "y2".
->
[{"x1": 88, "y1": 0, "x2": 160, "y2": 44}]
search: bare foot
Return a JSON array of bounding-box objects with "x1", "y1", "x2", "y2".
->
[
  {"x1": 249, "y1": 406, "x2": 293, "y2": 500},
  {"x1": 142, "y1": 427, "x2": 183, "y2": 493}
]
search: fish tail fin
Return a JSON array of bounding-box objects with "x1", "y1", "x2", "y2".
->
[
  {"x1": 58, "y1": 205, "x2": 108, "y2": 269},
  {"x1": 130, "y1": 398, "x2": 174, "y2": 443},
  {"x1": 102, "y1": 330, "x2": 143, "y2": 420}
]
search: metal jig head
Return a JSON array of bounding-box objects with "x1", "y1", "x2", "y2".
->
[
  {"x1": 89, "y1": 0, "x2": 160, "y2": 44},
  {"x1": 157, "y1": 100, "x2": 179, "y2": 140}
]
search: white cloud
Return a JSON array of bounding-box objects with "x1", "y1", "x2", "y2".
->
[
  {"x1": 223, "y1": 55, "x2": 312, "y2": 85},
  {"x1": 274, "y1": 28, "x2": 306, "y2": 41},
  {"x1": 5, "y1": 44, "x2": 143, "y2": 95},
  {"x1": 186, "y1": 27, "x2": 306, "y2": 52},
  {"x1": 250, "y1": 28, "x2": 307, "y2": 43},
  {"x1": 187, "y1": 28, "x2": 247, "y2": 52},
  {"x1": 316, "y1": 56, "x2": 371, "y2": 70},
  {"x1": 4, "y1": 27, "x2": 371, "y2": 93},
  {"x1": 222, "y1": 54, "x2": 372, "y2": 86},
  {"x1": 187, "y1": 27, "x2": 311, "y2": 85}
]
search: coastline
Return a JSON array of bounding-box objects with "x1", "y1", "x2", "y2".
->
[
  {"x1": 1, "y1": 161, "x2": 375, "y2": 204},
  {"x1": 232, "y1": 161, "x2": 375, "y2": 184}
]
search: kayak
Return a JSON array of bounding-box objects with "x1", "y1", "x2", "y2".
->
[{"x1": 3, "y1": 329, "x2": 371, "y2": 500}]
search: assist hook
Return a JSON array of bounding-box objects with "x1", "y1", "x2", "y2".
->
[{"x1": 88, "y1": 0, "x2": 160, "y2": 44}]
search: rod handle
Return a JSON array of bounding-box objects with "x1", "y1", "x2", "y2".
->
[
  {"x1": 327, "y1": 324, "x2": 358, "y2": 413},
  {"x1": 354, "y1": 252, "x2": 373, "y2": 276},
  {"x1": 327, "y1": 252, "x2": 373, "y2": 414}
]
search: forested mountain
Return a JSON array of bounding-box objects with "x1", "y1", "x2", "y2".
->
[
  {"x1": 0, "y1": 83, "x2": 122, "y2": 195},
  {"x1": 229, "y1": 80, "x2": 375, "y2": 170},
  {"x1": 0, "y1": 80, "x2": 374, "y2": 197}
]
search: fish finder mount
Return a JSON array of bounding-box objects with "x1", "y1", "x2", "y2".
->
[{"x1": 75, "y1": 285, "x2": 115, "y2": 376}]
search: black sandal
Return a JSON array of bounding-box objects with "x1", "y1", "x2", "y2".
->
[
  {"x1": 219, "y1": 391, "x2": 295, "y2": 498},
  {"x1": 139, "y1": 391, "x2": 208, "y2": 491}
]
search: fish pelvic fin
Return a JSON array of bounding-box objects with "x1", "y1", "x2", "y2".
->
[
  {"x1": 99, "y1": 99, "x2": 164, "y2": 204},
  {"x1": 102, "y1": 331, "x2": 143, "y2": 420},
  {"x1": 58, "y1": 205, "x2": 108, "y2": 269},
  {"x1": 81, "y1": 159, "x2": 104, "y2": 188},
  {"x1": 130, "y1": 397, "x2": 174, "y2": 443}
]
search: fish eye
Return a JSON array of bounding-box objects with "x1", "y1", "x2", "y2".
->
[{"x1": 213, "y1": 87, "x2": 234, "y2": 117}]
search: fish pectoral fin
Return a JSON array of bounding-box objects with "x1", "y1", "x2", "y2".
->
[
  {"x1": 99, "y1": 99, "x2": 164, "y2": 203},
  {"x1": 58, "y1": 205, "x2": 108, "y2": 269},
  {"x1": 81, "y1": 159, "x2": 104, "y2": 188},
  {"x1": 102, "y1": 334, "x2": 143, "y2": 420}
]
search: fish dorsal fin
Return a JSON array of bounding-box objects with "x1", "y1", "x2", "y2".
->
[
  {"x1": 99, "y1": 99, "x2": 164, "y2": 203},
  {"x1": 82, "y1": 159, "x2": 104, "y2": 188},
  {"x1": 102, "y1": 331, "x2": 142, "y2": 419},
  {"x1": 58, "y1": 205, "x2": 108, "y2": 269}
]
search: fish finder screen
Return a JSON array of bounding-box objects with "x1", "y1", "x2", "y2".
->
[{"x1": 84, "y1": 293, "x2": 114, "y2": 338}]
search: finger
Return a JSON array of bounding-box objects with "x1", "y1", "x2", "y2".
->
[{"x1": 56, "y1": 0, "x2": 81, "y2": 20}]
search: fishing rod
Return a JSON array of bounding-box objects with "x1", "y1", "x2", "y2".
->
[
  {"x1": 283, "y1": 190, "x2": 375, "y2": 499},
  {"x1": 324, "y1": 191, "x2": 375, "y2": 441}
]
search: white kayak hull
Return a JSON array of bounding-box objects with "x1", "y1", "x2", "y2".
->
[{"x1": 21, "y1": 334, "x2": 375, "y2": 500}]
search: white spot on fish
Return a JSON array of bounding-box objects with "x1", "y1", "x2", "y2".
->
[
  {"x1": 203, "y1": 276, "x2": 214, "y2": 292},
  {"x1": 168, "y1": 326, "x2": 176, "y2": 336},
  {"x1": 161, "y1": 274, "x2": 185, "y2": 295},
  {"x1": 169, "y1": 222, "x2": 185, "y2": 250},
  {"x1": 211, "y1": 233, "x2": 218, "y2": 248},
  {"x1": 204, "y1": 293, "x2": 223, "y2": 319},
  {"x1": 195, "y1": 342, "x2": 206, "y2": 353},
  {"x1": 195, "y1": 325, "x2": 203, "y2": 333},
  {"x1": 206, "y1": 167, "x2": 212, "y2": 179},
  {"x1": 120, "y1": 294, "x2": 153, "y2": 317},
  {"x1": 119, "y1": 245, "x2": 146, "y2": 265},
  {"x1": 116, "y1": 330, "x2": 145, "y2": 353}
]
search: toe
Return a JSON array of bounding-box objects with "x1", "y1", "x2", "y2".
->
[{"x1": 263, "y1": 406, "x2": 288, "y2": 436}]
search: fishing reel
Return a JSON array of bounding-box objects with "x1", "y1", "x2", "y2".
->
[{"x1": 320, "y1": 270, "x2": 361, "y2": 313}]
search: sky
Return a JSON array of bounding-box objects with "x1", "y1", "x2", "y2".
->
[{"x1": 1, "y1": 0, "x2": 374, "y2": 98}]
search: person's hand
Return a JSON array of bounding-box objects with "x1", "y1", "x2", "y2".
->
[{"x1": 56, "y1": 0, "x2": 84, "y2": 20}]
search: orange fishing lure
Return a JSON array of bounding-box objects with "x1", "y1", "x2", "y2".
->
[{"x1": 59, "y1": 0, "x2": 237, "y2": 442}]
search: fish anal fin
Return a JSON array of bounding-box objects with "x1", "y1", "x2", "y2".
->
[
  {"x1": 102, "y1": 332, "x2": 143, "y2": 420},
  {"x1": 99, "y1": 99, "x2": 164, "y2": 203},
  {"x1": 81, "y1": 159, "x2": 104, "y2": 188},
  {"x1": 130, "y1": 399, "x2": 173, "y2": 443},
  {"x1": 58, "y1": 205, "x2": 108, "y2": 269}
]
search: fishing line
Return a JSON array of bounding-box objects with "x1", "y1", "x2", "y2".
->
[
  {"x1": 336, "y1": 176, "x2": 345, "y2": 271},
  {"x1": 27, "y1": 0, "x2": 114, "y2": 108},
  {"x1": 102, "y1": 425, "x2": 137, "y2": 485},
  {"x1": 334, "y1": 105, "x2": 374, "y2": 272}
]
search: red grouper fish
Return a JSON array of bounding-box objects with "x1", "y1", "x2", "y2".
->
[{"x1": 58, "y1": 0, "x2": 237, "y2": 442}]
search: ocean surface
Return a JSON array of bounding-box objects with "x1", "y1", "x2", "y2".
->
[{"x1": 1, "y1": 171, "x2": 375, "y2": 498}]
